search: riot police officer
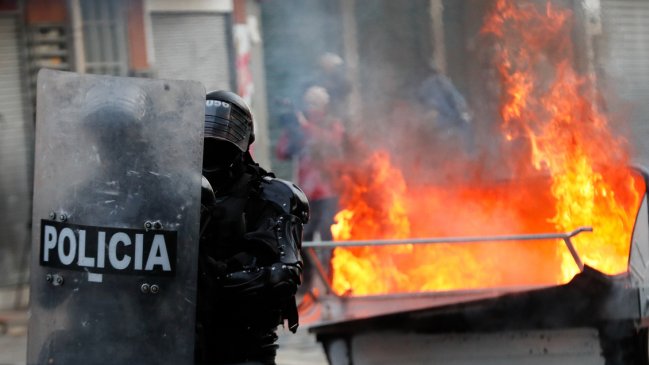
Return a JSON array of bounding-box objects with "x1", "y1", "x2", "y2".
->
[{"x1": 195, "y1": 90, "x2": 309, "y2": 365}]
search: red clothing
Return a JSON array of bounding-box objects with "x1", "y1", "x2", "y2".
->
[{"x1": 297, "y1": 114, "x2": 344, "y2": 201}]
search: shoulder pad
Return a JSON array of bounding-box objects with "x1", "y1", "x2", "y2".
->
[{"x1": 260, "y1": 177, "x2": 310, "y2": 223}]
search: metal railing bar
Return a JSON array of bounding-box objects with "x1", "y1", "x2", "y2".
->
[
  {"x1": 303, "y1": 226, "x2": 593, "y2": 248},
  {"x1": 563, "y1": 237, "x2": 585, "y2": 272}
]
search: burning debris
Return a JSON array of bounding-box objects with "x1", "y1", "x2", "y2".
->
[{"x1": 327, "y1": 0, "x2": 645, "y2": 296}]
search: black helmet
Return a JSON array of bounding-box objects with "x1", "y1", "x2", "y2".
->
[{"x1": 204, "y1": 90, "x2": 255, "y2": 152}]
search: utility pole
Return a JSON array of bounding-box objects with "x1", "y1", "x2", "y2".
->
[
  {"x1": 339, "y1": 0, "x2": 362, "y2": 130},
  {"x1": 429, "y1": 0, "x2": 447, "y2": 73}
]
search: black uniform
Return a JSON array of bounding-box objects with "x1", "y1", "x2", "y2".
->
[{"x1": 195, "y1": 91, "x2": 308, "y2": 365}]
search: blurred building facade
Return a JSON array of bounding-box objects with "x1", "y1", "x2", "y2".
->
[
  {"x1": 598, "y1": 0, "x2": 649, "y2": 162},
  {"x1": 0, "y1": 0, "x2": 271, "y2": 310}
]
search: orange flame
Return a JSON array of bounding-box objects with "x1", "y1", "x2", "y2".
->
[{"x1": 329, "y1": 0, "x2": 644, "y2": 296}]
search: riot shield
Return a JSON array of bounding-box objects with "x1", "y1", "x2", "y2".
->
[{"x1": 27, "y1": 69, "x2": 205, "y2": 365}]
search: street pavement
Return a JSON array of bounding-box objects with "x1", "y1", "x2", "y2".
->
[
  {"x1": 0, "y1": 309, "x2": 328, "y2": 365},
  {"x1": 276, "y1": 326, "x2": 329, "y2": 365},
  {"x1": 0, "y1": 310, "x2": 27, "y2": 365}
]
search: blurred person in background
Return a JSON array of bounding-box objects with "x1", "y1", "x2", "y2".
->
[
  {"x1": 417, "y1": 64, "x2": 475, "y2": 155},
  {"x1": 304, "y1": 52, "x2": 351, "y2": 120}
]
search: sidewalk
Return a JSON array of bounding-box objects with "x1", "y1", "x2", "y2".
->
[
  {"x1": 0, "y1": 309, "x2": 28, "y2": 365},
  {"x1": 277, "y1": 326, "x2": 328, "y2": 365},
  {"x1": 0, "y1": 309, "x2": 327, "y2": 365}
]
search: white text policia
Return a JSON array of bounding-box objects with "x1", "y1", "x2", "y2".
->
[{"x1": 40, "y1": 221, "x2": 175, "y2": 274}]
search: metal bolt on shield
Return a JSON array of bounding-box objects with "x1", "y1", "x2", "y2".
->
[
  {"x1": 150, "y1": 284, "x2": 160, "y2": 294},
  {"x1": 141, "y1": 283, "x2": 150, "y2": 294},
  {"x1": 53, "y1": 275, "x2": 63, "y2": 286}
]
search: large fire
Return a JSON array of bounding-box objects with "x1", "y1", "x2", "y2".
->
[{"x1": 329, "y1": 0, "x2": 645, "y2": 296}]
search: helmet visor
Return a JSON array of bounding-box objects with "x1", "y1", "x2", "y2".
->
[{"x1": 205, "y1": 102, "x2": 252, "y2": 152}]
